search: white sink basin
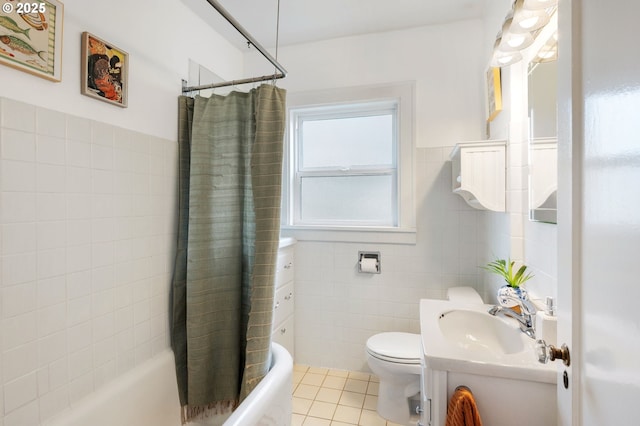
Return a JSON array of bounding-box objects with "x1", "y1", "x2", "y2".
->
[
  {"x1": 438, "y1": 309, "x2": 524, "y2": 355},
  {"x1": 420, "y1": 299, "x2": 556, "y2": 383}
]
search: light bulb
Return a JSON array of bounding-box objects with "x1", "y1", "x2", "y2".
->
[
  {"x1": 511, "y1": 0, "x2": 551, "y2": 33},
  {"x1": 511, "y1": 35, "x2": 529, "y2": 47},
  {"x1": 498, "y1": 55, "x2": 515, "y2": 64},
  {"x1": 518, "y1": 16, "x2": 540, "y2": 30}
]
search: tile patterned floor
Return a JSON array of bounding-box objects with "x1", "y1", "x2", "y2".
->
[{"x1": 291, "y1": 364, "x2": 405, "y2": 426}]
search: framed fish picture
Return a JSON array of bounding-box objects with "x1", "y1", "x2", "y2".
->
[
  {"x1": 81, "y1": 32, "x2": 128, "y2": 108},
  {"x1": 0, "y1": 0, "x2": 64, "y2": 81}
]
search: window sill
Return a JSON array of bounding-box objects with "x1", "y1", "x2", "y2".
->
[{"x1": 280, "y1": 225, "x2": 417, "y2": 244}]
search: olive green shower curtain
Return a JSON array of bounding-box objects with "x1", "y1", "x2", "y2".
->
[{"x1": 171, "y1": 85, "x2": 286, "y2": 423}]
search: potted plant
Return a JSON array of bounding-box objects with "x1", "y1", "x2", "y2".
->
[{"x1": 483, "y1": 258, "x2": 534, "y2": 313}]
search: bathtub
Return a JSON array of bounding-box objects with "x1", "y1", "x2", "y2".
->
[{"x1": 43, "y1": 343, "x2": 293, "y2": 426}]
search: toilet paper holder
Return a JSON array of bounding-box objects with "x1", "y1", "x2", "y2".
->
[{"x1": 358, "y1": 251, "x2": 381, "y2": 274}]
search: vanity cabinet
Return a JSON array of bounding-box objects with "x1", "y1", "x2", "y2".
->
[
  {"x1": 420, "y1": 364, "x2": 556, "y2": 426},
  {"x1": 450, "y1": 141, "x2": 506, "y2": 211},
  {"x1": 272, "y1": 238, "x2": 296, "y2": 357}
]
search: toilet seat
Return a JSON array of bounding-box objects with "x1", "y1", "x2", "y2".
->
[{"x1": 366, "y1": 332, "x2": 422, "y2": 365}]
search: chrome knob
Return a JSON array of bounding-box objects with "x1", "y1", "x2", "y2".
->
[{"x1": 536, "y1": 339, "x2": 571, "y2": 366}]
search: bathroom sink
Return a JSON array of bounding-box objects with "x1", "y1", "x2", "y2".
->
[
  {"x1": 438, "y1": 309, "x2": 524, "y2": 355},
  {"x1": 420, "y1": 299, "x2": 556, "y2": 383}
]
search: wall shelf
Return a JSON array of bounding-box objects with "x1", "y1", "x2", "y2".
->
[{"x1": 450, "y1": 140, "x2": 506, "y2": 212}]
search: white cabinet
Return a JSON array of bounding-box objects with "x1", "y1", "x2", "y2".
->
[
  {"x1": 450, "y1": 141, "x2": 506, "y2": 211},
  {"x1": 272, "y1": 238, "x2": 295, "y2": 357},
  {"x1": 420, "y1": 363, "x2": 556, "y2": 426}
]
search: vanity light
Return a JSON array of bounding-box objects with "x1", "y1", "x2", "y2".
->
[{"x1": 490, "y1": 0, "x2": 557, "y2": 68}]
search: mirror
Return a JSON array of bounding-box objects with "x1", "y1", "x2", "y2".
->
[{"x1": 528, "y1": 45, "x2": 557, "y2": 223}]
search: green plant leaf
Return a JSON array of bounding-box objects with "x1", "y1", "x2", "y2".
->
[{"x1": 482, "y1": 257, "x2": 534, "y2": 288}]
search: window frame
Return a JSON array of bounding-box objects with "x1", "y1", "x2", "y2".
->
[
  {"x1": 292, "y1": 100, "x2": 399, "y2": 227},
  {"x1": 281, "y1": 83, "x2": 416, "y2": 244}
]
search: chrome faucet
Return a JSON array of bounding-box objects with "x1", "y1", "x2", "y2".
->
[{"x1": 488, "y1": 298, "x2": 537, "y2": 339}]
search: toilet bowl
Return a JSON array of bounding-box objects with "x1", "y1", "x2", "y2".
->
[{"x1": 365, "y1": 332, "x2": 422, "y2": 425}]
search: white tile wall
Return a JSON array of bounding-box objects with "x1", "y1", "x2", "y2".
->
[
  {"x1": 293, "y1": 147, "x2": 485, "y2": 371},
  {"x1": 0, "y1": 98, "x2": 177, "y2": 425}
]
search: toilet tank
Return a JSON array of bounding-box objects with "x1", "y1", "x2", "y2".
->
[{"x1": 446, "y1": 286, "x2": 483, "y2": 304}]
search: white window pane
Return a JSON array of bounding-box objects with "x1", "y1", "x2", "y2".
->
[
  {"x1": 300, "y1": 175, "x2": 395, "y2": 225},
  {"x1": 301, "y1": 114, "x2": 393, "y2": 168}
]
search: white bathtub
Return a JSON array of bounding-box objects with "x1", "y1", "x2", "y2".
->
[{"x1": 43, "y1": 343, "x2": 293, "y2": 426}]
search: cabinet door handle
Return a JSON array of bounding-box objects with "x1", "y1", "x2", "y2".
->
[
  {"x1": 274, "y1": 302, "x2": 280, "y2": 309},
  {"x1": 284, "y1": 262, "x2": 293, "y2": 269},
  {"x1": 284, "y1": 292, "x2": 293, "y2": 301},
  {"x1": 280, "y1": 328, "x2": 287, "y2": 334}
]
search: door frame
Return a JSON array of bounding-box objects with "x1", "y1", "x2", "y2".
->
[{"x1": 556, "y1": 0, "x2": 582, "y2": 424}]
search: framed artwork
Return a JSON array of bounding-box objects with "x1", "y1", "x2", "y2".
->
[
  {"x1": 81, "y1": 32, "x2": 128, "y2": 107},
  {"x1": 0, "y1": 0, "x2": 64, "y2": 81},
  {"x1": 486, "y1": 67, "x2": 502, "y2": 122}
]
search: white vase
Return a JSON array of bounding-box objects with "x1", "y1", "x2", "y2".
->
[{"x1": 497, "y1": 285, "x2": 528, "y2": 309}]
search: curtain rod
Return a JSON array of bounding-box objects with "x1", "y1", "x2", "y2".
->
[{"x1": 182, "y1": 0, "x2": 287, "y2": 93}]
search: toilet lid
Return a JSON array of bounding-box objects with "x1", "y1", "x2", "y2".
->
[{"x1": 366, "y1": 332, "x2": 422, "y2": 364}]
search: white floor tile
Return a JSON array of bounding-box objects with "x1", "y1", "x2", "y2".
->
[
  {"x1": 307, "y1": 401, "x2": 337, "y2": 420},
  {"x1": 316, "y1": 387, "x2": 342, "y2": 404},
  {"x1": 302, "y1": 373, "x2": 326, "y2": 386},
  {"x1": 339, "y1": 391, "x2": 365, "y2": 408},
  {"x1": 292, "y1": 413, "x2": 306, "y2": 426},
  {"x1": 303, "y1": 417, "x2": 332, "y2": 426},
  {"x1": 333, "y1": 405, "x2": 361, "y2": 424},
  {"x1": 358, "y1": 409, "x2": 387, "y2": 426},
  {"x1": 363, "y1": 394, "x2": 378, "y2": 411},
  {"x1": 293, "y1": 397, "x2": 313, "y2": 415},
  {"x1": 294, "y1": 384, "x2": 320, "y2": 400},
  {"x1": 322, "y1": 375, "x2": 347, "y2": 390},
  {"x1": 292, "y1": 364, "x2": 390, "y2": 426},
  {"x1": 344, "y1": 378, "x2": 368, "y2": 394},
  {"x1": 327, "y1": 368, "x2": 349, "y2": 378}
]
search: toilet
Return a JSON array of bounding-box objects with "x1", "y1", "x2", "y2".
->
[
  {"x1": 366, "y1": 332, "x2": 422, "y2": 424},
  {"x1": 365, "y1": 286, "x2": 483, "y2": 424}
]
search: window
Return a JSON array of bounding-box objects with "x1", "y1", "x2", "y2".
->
[
  {"x1": 293, "y1": 101, "x2": 398, "y2": 226},
  {"x1": 282, "y1": 83, "x2": 415, "y2": 243}
]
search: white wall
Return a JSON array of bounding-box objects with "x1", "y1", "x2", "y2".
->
[
  {"x1": 242, "y1": 21, "x2": 489, "y2": 370},
  {"x1": 0, "y1": 1, "x2": 242, "y2": 424},
  {"x1": 0, "y1": 0, "x2": 243, "y2": 140},
  {"x1": 0, "y1": 101, "x2": 176, "y2": 425},
  {"x1": 246, "y1": 21, "x2": 486, "y2": 148}
]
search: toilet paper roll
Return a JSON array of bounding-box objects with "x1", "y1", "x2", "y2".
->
[
  {"x1": 360, "y1": 257, "x2": 378, "y2": 273},
  {"x1": 535, "y1": 312, "x2": 557, "y2": 346}
]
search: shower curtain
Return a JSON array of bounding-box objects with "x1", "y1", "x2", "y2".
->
[{"x1": 171, "y1": 84, "x2": 286, "y2": 423}]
